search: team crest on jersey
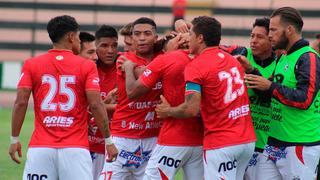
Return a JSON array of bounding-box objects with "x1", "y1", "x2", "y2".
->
[
  {"x1": 265, "y1": 145, "x2": 287, "y2": 163},
  {"x1": 119, "y1": 146, "x2": 152, "y2": 168},
  {"x1": 284, "y1": 64, "x2": 289, "y2": 72},
  {"x1": 55, "y1": 55, "x2": 64, "y2": 61},
  {"x1": 92, "y1": 77, "x2": 100, "y2": 85}
]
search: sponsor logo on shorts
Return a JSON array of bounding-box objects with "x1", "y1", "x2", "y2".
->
[
  {"x1": 119, "y1": 146, "x2": 152, "y2": 168},
  {"x1": 247, "y1": 153, "x2": 258, "y2": 167},
  {"x1": 265, "y1": 145, "x2": 287, "y2": 163},
  {"x1": 218, "y1": 159, "x2": 237, "y2": 172},
  {"x1": 158, "y1": 156, "x2": 181, "y2": 168}
]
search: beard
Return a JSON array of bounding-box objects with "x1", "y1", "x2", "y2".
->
[{"x1": 273, "y1": 31, "x2": 289, "y2": 50}]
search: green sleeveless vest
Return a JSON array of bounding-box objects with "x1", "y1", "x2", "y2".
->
[
  {"x1": 270, "y1": 46, "x2": 320, "y2": 143},
  {"x1": 246, "y1": 48, "x2": 276, "y2": 148}
]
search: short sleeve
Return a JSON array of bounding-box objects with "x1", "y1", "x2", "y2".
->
[
  {"x1": 17, "y1": 59, "x2": 33, "y2": 89},
  {"x1": 184, "y1": 62, "x2": 203, "y2": 85},
  {"x1": 84, "y1": 61, "x2": 100, "y2": 91},
  {"x1": 139, "y1": 56, "x2": 164, "y2": 89}
]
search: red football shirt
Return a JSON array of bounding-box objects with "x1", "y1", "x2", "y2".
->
[
  {"x1": 184, "y1": 47, "x2": 256, "y2": 150},
  {"x1": 112, "y1": 51, "x2": 162, "y2": 138},
  {"x1": 139, "y1": 50, "x2": 203, "y2": 146},
  {"x1": 18, "y1": 49, "x2": 100, "y2": 149},
  {"x1": 89, "y1": 63, "x2": 117, "y2": 153}
]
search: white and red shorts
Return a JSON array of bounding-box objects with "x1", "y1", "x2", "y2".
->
[
  {"x1": 99, "y1": 136, "x2": 157, "y2": 180},
  {"x1": 23, "y1": 147, "x2": 92, "y2": 180},
  {"x1": 144, "y1": 144, "x2": 203, "y2": 180},
  {"x1": 203, "y1": 142, "x2": 255, "y2": 180}
]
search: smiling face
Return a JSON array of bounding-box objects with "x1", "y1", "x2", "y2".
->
[
  {"x1": 96, "y1": 37, "x2": 118, "y2": 65},
  {"x1": 132, "y1": 24, "x2": 157, "y2": 55}
]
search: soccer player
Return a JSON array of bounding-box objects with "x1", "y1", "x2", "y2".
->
[
  {"x1": 108, "y1": 17, "x2": 162, "y2": 180},
  {"x1": 89, "y1": 25, "x2": 118, "y2": 180},
  {"x1": 222, "y1": 18, "x2": 277, "y2": 180},
  {"x1": 9, "y1": 15, "x2": 118, "y2": 180},
  {"x1": 156, "y1": 16, "x2": 256, "y2": 180},
  {"x1": 79, "y1": 31, "x2": 98, "y2": 61},
  {"x1": 120, "y1": 35, "x2": 203, "y2": 179},
  {"x1": 119, "y1": 23, "x2": 134, "y2": 52},
  {"x1": 243, "y1": 7, "x2": 320, "y2": 179}
]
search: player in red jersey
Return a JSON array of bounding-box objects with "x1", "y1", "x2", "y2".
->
[
  {"x1": 156, "y1": 16, "x2": 256, "y2": 180},
  {"x1": 9, "y1": 15, "x2": 118, "y2": 180},
  {"x1": 120, "y1": 34, "x2": 204, "y2": 179},
  {"x1": 79, "y1": 31, "x2": 98, "y2": 61},
  {"x1": 105, "y1": 17, "x2": 162, "y2": 180},
  {"x1": 88, "y1": 25, "x2": 118, "y2": 180}
]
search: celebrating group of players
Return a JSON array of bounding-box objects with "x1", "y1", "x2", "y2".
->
[{"x1": 9, "y1": 5, "x2": 320, "y2": 180}]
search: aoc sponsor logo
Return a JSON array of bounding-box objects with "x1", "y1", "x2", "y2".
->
[
  {"x1": 218, "y1": 160, "x2": 237, "y2": 172},
  {"x1": 228, "y1": 104, "x2": 250, "y2": 120},
  {"x1": 158, "y1": 156, "x2": 181, "y2": 168},
  {"x1": 43, "y1": 116, "x2": 74, "y2": 127}
]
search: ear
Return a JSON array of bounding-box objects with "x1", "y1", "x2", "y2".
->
[
  {"x1": 286, "y1": 25, "x2": 295, "y2": 35},
  {"x1": 67, "y1": 31, "x2": 76, "y2": 43},
  {"x1": 197, "y1": 34, "x2": 204, "y2": 44},
  {"x1": 154, "y1": 34, "x2": 159, "y2": 43}
]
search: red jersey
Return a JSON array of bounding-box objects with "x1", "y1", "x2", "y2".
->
[
  {"x1": 184, "y1": 47, "x2": 256, "y2": 150},
  {"x1": 139, "y1": 50, "x2": 203, "y2": 146},
  {"x1": 88, "y1": 63, "x2": 117, "y2": 154},
  {"x1": 18, "y1": 49, "x2": 100, "y2": 149},
  {"x1": 112, "y1": 51, "x2": 162, "y2": 138}
]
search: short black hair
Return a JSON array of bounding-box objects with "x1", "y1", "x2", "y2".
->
[
  {"x1": 191, "y1": 16, "x2": 221, "y2": 47},
  {"x1": 47, "y1": 15, "x2": 79, "y2": 43},
  {"x1": 271, "y1": 7, "x2": 303, "y2": 33},
  {"x1": 316, "y1": 33, "x2": 320, "y2": 39},
  {"x1": 79, "y1": 32, "x2": 95, "y2": 49},
  {"x1": 132, "y1": 17, "x2": 157, "y2": 31},
  {"x1": 253, "y1": 17, "x2": 270, "y2": 33},
  {"x1": 95, "y1": 25, "x2": 118, "y2": 40}
]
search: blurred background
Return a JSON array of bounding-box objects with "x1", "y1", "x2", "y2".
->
[
  {"x1": 0, "y1": 1, "x2": 319, "y2": 179},
  {"x1": 0, "y1": 0, "x2": 319, "y2": 98}
]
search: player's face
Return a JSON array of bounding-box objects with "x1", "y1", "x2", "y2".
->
[
  {"x1": 80, "y1": 41, "x2": 98, "y2": 61},
  {"x1": 96, "y1": 37, "x2": 118, "y2": 65},
  {"x1": 250, "y1": 26, "x2": 272, "y2": 57},
  {"x1": 188, "y1": 27, "x2": 200, "y2": 55},
  {"x1": 132, "y1": 24, "x2": 157, "y2": 55},
  {"x1": 269, "y1": 16, "x2": 289, "y2": 50},
  {"x1": 123, "y1": 35, "x2": 134, "y2": 52},
  {"x1": 71, "y1": 31, "x2": 81, "y2": 55}
]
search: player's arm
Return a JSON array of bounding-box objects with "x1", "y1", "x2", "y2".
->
[
  {"x1": 246, "y1": 53, "x2": 320, "y2": 109},
  {"x1": 86, "y1": 90, "x2": 118, "y2": 161},
  {"x1": 269, "y1": 52, "x2": 319, "y2": 109},
  {"x1": 156, "y1": 82, "x2": 201, "y2": 119},
  {"x1": 122, "y1": 60, "x2": 150, "y2": 99},
  {"x1": 9, "y1": 88, "x2": 31, "y2": 164}
]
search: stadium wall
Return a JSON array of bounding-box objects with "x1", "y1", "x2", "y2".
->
[{"x1": 0, "y1": 0, "x2": 319, "y2": 90}]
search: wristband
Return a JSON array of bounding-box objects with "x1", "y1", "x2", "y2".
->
[
  {"x1": 105, "y1": 137, "x2": 113, "y2": 145},
  {"x1": 10, "y1": 136, "x2": 19, "y2": 144}
]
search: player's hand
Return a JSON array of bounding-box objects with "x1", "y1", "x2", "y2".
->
[
  {"x1": 234, "y1": 55, "x2": 254, "y2": 73},
  {"x1": 175, "y1": 19, "x2": 191, "y2": 33},
  {"x1": 155, "y1": 95, "x2": 172, "y2": 118},
  {"x1": 105, "y1": 144, "x2": 118, "y2": 162},
  {"x1": 119, "y1": 56, "x2": 136, "y2": 72},
  {"x1": 245, "y1": 74, "x2": 272, "y2": 90},
  {"x1": 104, "y1": 88, "x2": 118, "y2": 104},
  {"x1": 9, "y1": 142, "x2": 22, "y2": 164}
]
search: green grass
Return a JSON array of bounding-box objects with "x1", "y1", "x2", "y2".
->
[
  {"x1": 0, "y1": 108, "x2": 34, "y2": 180},
  {"x1": 0, "y1": 108, "x2": 183, "y2": 179}
]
